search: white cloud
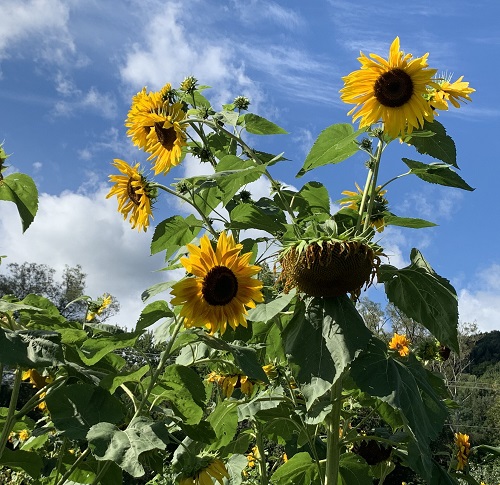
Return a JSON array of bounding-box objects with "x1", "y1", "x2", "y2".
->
[
  {"x1": 52, "y1": 85, "x2": 117, "y2": 119},
  {"x1": 0, "y1": 186, "x2": 169, "y2": 330},
  {"x1": 0, "y1": 0, "x2": 74, "y2": 60},
  {"x1": 458, "y1": 264, "x2": 500, "y2": 332}
]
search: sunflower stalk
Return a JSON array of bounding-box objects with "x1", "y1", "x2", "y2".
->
[
  {"x1": 0, "y1": 366, "x2": 22, "y2": 460},
  {"x1": 324, "y1": 376, "x2": 344, "y2": 485},
  {"x1": 362, "y1": 138, "x2": 385, "y2": 233},
  {"x1": 254, "y1": 421, "x2": 269, "y2": 485}
]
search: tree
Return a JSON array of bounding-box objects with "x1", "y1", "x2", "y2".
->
[{"x1": 0, "y1": 261, "x2": 118, "y2": 321}]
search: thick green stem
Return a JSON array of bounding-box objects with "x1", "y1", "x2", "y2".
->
[
  {"x1": 255, "y1": 422, "x2": 269, "y2": 485},
  {"x1": 324, "y1": 377, "x2": 343, "y2": 485},
  {"x1": 56, "y1": 448, "x2": 91, "y2": 485},
  {"x1": 0, "y1": 367, "x2": 22, "y2": 459},
  {"x1": 133, "y1": 315, "x2": 185, "y2": 419},
  {"x1": 362, "y1": 139, "x2": 384, "y2": 233},
  {"x1": 355, "y1": 168, "x2": 374, "y2": 236}
]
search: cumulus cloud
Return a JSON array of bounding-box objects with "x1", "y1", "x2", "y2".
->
[
  {"x1": 458, "y1": 264, "x2": 500, "y2": 332},
  {"x1": 0, "y1": 187, "x2": 169, "y2": 330}
]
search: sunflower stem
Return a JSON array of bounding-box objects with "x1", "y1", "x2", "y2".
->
[
  {"x1": 0, "y1": 366, "x2": 22, "y2": 460},
  {"x1": 355, "y1": 168, "x2": 374, "y2": 236},
  {"x1": 133, "y1": 314, "x2": 185, "y2": 419},
  {"x1": 254, "y1": 421, "x2": 269, "y2": 485},
  {"x1": 324, "y1": 376, "x2": 343, "y2": 485},
  {"x1": 362, "y1": 138, "x2": 385, "y2": 233}
]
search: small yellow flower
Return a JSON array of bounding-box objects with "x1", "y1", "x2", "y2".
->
[
  {"x1": 106, "y1": 159, "x2": 155, "y2": 232},
  {"x1": 18, "y1": 429, "x2": 30, "y2": 442},
  {"x1": 430, "y1": 75, "x2": 475, "y2": 111},
  {"x1": 283, "y1": 453, "x2": 288, "y2": 463},
  {"x1": 87, "y1": 293, "x2": 113, "y2": 321},
  {"x1": 455, "y1": 432, "x2": 470, "y2": 471},
  {"x1": 247, "y1": 446, "x2": 260, "y2": 468},
  {"x1": 388, "y1": 333, "x2": 410, "y2": 357},
  {"x1": 207, "y1": 371, "x2": 256, "y2": 398},
  {"x1": 178, "y1": 458, "x2": 229, "y2": 485},
  {"x1": 262, "y1": 363, "x2": 278, "y2": 379}
]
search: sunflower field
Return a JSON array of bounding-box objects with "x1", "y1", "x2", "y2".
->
[{"x1": 1, "y1": 37, "x2": 498, "y2": 485}]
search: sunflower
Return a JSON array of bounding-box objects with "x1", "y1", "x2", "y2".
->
[
  {"x1": 86, "y1": 293, "x2": 113, "y2": 321},
  {"x1": 170, "y1": 232, "x2": 263, "y2": 335},
  {"x1": 388, "y1": 333, "x2": 410, "y2": 357},
  {"x1": 145, "y1": 101, "x2": 188, "y2": 175},
  {"x1": 430, "y1": 74, "x2": 475, "y2": 110},
  {"x1": 340, "y1": 37, "x2": 438, "y2": 139},
  {"x1": 179, "y1": 458, "x2": 229, "y2": 485},
  {"x1": 454, "y1": 432, "x2": 470, "y2": 471},
  {"x1": 106, "y1": 159, "x2": 155, "y2": 232},
  {"x1": 340, "y1": 183, "x2": 389, "y2": 232}
]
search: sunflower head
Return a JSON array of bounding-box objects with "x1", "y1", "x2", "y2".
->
[
  {"x1": 170, "y1": 231, "x2": 263, "y2": 335},
  {"x1": 340, "y1": 37, "x2": 438, "y2": 139},
  {"x1": 279, "y1": 237, "x2": 382, "y2": 300},
  {"x1": 388, "y1": 333, "x2": 410, "y2": 357},
  {"x1": 429, "y1": 73, "x2": 475, "y2": 111},
  {"x1": 178, "y1": 456, "x2": 229, "y2": 485},
  {"x1": 106, "y1": 159, "x2": 156, "y2": 232},
  {"x1": 179, "y1": 76, "x2": 198, "y2": 94},
  {"x1": 454, "y1": 432, "x2": 471, "y2": 471}
]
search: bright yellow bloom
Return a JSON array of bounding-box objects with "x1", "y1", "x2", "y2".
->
[
  {"x1": 247, "y1": 446, "x2": 260, "y2": 468},
  {"x1": 388, "y1": 333, "x2": 410, "y2": 357},
  {"x1": 455, "y1": 432, "x2": 470, "y2": 471},
  {"x1": 178, "y1": 459, "x2": 229, "y2": 485},
  {"x1": 87, "y1": 293, "x2": 113, "y2": 321},
  {"x1": 340, "y1": 183, "x2": 388, "y2": 232},
  {"x1": 207, "y1": 371, "x2": 255, "y2": 398},
  {"x1": 22, "y1": 369, "x2": 51, "y2": 411},
  {"x1": 106, "y1": 159, "x2": 154, "y2": 232},
  {"x1": 341, "y1": 37, "x2": 438, "y2": 139},
  {"x1": 126, "y1": 83, "x2": 187, "y2": 175},
  {"x1": 18, "y1": 429, "x2": 30, "y2": 442},
  {"x1": 170, "y1": 232, "x2": 263, "y2": 334},
  {"x1": 430, "y1": 75, "x2": 475, "y2": 110}
]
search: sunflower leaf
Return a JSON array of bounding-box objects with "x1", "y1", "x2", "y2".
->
[
  {"x1": 406, "y1": 120, "x2": 457, "y2": 167},
  {"x1": 384, "y1": 215, "x2": 437, "y2": 229},
  {"x1": 240, "y1": 113, "x2": 288, "y2": 135},
  {"x1": 0, "y1": 173, "x2": 38, "y2": 232},
  {"x1": 270, "y1": 452, "x2": 323, "y2": 485},
  {"x1": 378, "y1": 248, "x2": 459, "y2": 353},
  {"x1": 402, "y1": 158, "x2": 474, "y2": 191},
  {"x1": 297, "y1": 124, "x2": 366, "y2": 177},
  {"x1": 229, "y1": 201, "x2": 286, "y2": 235}
]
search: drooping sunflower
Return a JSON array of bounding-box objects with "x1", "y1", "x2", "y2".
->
[
  {"x1": 179, "y1": 458, "x2": 229, "y2": 485},
  {"x1": 106, "y1": 159, "x2": 155, "y2": 232},
  {"x1": 170, "y1": 232, "x2": 263, "y2": 335},
  {"x1": 388, "y1": 333, "x2": 410, "y2": 357},
  {"x1": 340, "y1": 183, "x2": 389, "y2": 232},
  {"x1": 340, "y1": 37, "x2": 438, "y2": 139},
  {"x1": 454, "y1": 432, "x2": 471, "y2": 471},
  {"x1": 207, "y1": 371, "x2": 257, "y2": 398},
  {"x1": 430, "y1": 74, "x2": 475, "y2": 111}
]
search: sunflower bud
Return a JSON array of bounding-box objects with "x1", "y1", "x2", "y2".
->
[
  {"x1": 180, "y1": 76, "x2": 198, "y2": 94},
  {"x1": 233, "y1": 96, "x2": 250, "y2": 111}
]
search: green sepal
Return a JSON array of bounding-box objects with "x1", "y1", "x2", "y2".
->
[
  {"x1": 0, "y1": 173, "x2": 38, "y2": 232},
  {"x1": 402, "y1": 158, "x2": 474, "y2": 191},
  {"x1": 297, "y1": 123, "x2": 366, "y2": 177},
  {"x1": 378, "y1": 248, "x2": 459, "y2": 353}
]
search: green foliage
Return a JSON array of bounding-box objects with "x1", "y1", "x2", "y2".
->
[{"x1": 0, "y1": 173, "x2": 38, "y2": 232}]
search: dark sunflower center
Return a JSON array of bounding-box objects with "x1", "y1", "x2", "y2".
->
[
  {"x1": 154, "y1": 122, "x2": 177, "y2": 150},
  {"x1": 126, "y1": 178, "x2": 141, "y2": 206},
  {"x1": 202, "y1": 266, "x2": 238, "y2": 306},
  {"x1": 374, "y1": 68, "x2": 414, "y2": 107}
]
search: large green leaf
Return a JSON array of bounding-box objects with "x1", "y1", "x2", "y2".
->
[
  {"x1": 0, "y1": 173, "x2": 38, "y2": 232},
  {"x1": 350, "y1": 338, "x2": 448, "y2": 482},
  {"x1": 78, "y1": 331, "x2": 141, "y2": 365},
  {"x1": 214, "y1": 155, "x2": 267, "y2": 204},
  {"x1": 0, "y1": 329, "x2": 63, "y2": 367},
  {"x1": 135, "y1": 300, "x2": 174, "y2": 332},
  {"x1": 87, "y1": 417, "x2": 170, "y2": 477},
  {"x1": 270, "y1": 452, "x2": 322, "y2": 485},
  {"x1": 229, "y1": 199, "x2": 286, "y2": 235},
  {"x1": 99, "y1": 364, "x2": 150, "y2": 394},
  {"x1": 378, "y1": 248, "x2": 459, "y2": 353},
  {"x1": 297, "y1": 124, "x2": 365, "y2": 177},
  {"x1": 338, "y1": 453, "x2": 373, "y2": 485},
  {"x1": 240, "y1": 113, "x2": 288, "y2": 135},
  {"x1": 150, "y1": 214, "x2": 203, "y2": 259},
  {"x1": 406, "y1": 120, "x2": 457, "y2": 167},
  {"x1": 297, "y1": 181, "x2": 331, "y2": 217},
  {"x1": 282, "y1": 296, "x2": 372, "y2": 409},
  {"x1": 46, "y1": 383, "x2": 126, "y2": 440},
  {"x1": 246, "y1": 290, "x2": 296, "y2": 322},
  {"x1": 0, "y1": 448, "x2": 43, "y2": 478},
  {"x1": 206, "y1": 400, "x2": 239, "y2": 451},
  {"x1": 383, "y1": 215, "x2": 437, "y2": 229},
  {"x1": 150, "y1": 364, "x2": 206, "y2": 425},
  {"x1": 402, "y1": 159, "x2": 474, "y2": 191}
]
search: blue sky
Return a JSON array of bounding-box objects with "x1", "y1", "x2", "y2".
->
[{"x1": 1, "y1": 0, "x2": 499, "y2": 332}]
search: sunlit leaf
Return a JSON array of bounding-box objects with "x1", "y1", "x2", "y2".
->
[
  {"x1": 0, "y1": 173, "x2": 38, "y2": 232},
  {"x1": 270, "y1": 452, "x2": 322, "y2": 485},
  {"x1": 240, "y1": 113, "x2": 288, "y2": 135}
]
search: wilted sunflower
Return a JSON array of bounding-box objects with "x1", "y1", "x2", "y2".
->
[
  {"x1": 430, "y1": 74, "x2": 475, "y2": 111},
  {"x1": 454, "y1": 432, "x2": 471, "y2": 471},
  {"x1": 170, "y1": 232, "x2": 263, "y2": 334},
  {"x1": 106, "y1": 159, "x2": 155, "y2": 232},
  {"x1": 179, "y1": 458, "x2": 229, "y2": 485},
  {"x1": 340, "y1": 37, "x2": 438, "y2": 139},
  {"x1": 207, "y1": 371, "x2": 257, "y2": 398},
  {"x1": 340, "y1": 183, "x2": 389, "y2": 232},
  {"x1": 388, "y1": 333, "x2": 410, "y2": 357}
]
